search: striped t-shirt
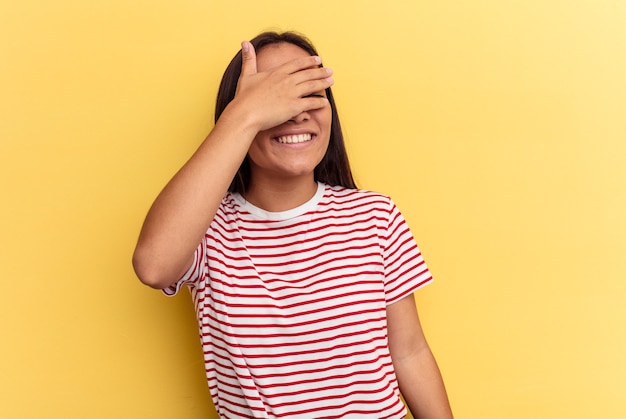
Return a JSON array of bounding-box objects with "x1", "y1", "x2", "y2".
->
[{"x1": 165, "y1": 183, "x2": 433, "y2": 418}]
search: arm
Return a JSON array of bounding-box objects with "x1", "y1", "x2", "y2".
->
[
  {"x1": 132, "y1": 41, "x2": 333, "y2": 289},
  {"x1": 386, "y1": 294, "x2": 453, "y2": 419}
]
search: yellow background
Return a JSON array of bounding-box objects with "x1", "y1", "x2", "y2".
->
[{"x1": 1, "y1": 0, "x2": 624, "y2": 418}]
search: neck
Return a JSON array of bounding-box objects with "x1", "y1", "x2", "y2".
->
[{"x1": 243, "y1": 176, "x2": 318, "y2": 212}]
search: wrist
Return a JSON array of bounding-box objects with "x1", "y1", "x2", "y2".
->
[{"x1": 219, "y1": 97, "x2": 264, "y2": 137}]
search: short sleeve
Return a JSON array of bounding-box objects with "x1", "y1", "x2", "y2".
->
[
  {"x1": 161, "y1": 235, "x2": 206, "y2": 297},
  {"x1": 383, "y1": 199, "x2": 433, "y2": 305}
]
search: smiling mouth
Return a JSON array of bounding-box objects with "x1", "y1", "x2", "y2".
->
[{"x1": 275, "y1": 133, "x2": 314, "y2": 144}]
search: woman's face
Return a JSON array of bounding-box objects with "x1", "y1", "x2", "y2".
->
[{"x1": 246, "y1": 43, "x2": 332, "y2": 185}]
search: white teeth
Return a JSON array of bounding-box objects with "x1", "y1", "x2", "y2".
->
[{"x1": 276, "y1": 133, "x2": 313, "y2": 144}]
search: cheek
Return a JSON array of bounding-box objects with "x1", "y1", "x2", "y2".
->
[
  {"x1": 319, "y1": 107, "x2": 332, "y2": 128},
  {"x1": 312, "y1": 111, "x2": 332, "y2": 145},
  {"x1": 319, "y1": 110, "x2": 333, "y2": 140},
  {"x1": 246, "y1": 138, "x2": 266, "y2": 165}
]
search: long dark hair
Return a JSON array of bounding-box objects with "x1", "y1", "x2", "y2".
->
[{"x1": 215, "y1": 31, "x2": 357, "y2": 193}]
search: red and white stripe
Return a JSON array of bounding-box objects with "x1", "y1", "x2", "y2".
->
[{"x1": 165, "y1": 183, "x2": 432, "y2": 418}]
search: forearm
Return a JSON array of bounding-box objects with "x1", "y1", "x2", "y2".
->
[
  {"x1": 386, "y1": 295, "x2": 453, "y2": 418},
  {"x1": 133, "y1": 104, "x2": 259, "y2": 289},
  {"x1": 394, "y1": 345, "x2": 453, "y2": 419},
  {"x1": 132, "y1": 42, "x2": 333, "y2": 289}
]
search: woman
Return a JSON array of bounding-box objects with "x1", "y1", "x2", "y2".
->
[{"x1": 133, "y1": 31, "x2": 453, "y2": 419}]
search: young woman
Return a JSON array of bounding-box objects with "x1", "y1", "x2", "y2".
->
[{"x1": 133, "y1": 31, "x2": 453, "y2": 419}]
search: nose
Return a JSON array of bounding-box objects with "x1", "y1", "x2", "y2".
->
[{"x1": 289, "y1": 110, "x2": 310, "y2": 123}]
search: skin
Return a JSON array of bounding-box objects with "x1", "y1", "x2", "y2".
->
[
  {"x1": 133, "y1": 41, "x2": 332, "y2": 288},
  {"x1": 243, "y1": 43, "x2": 333, "y2": 211},
  {"x1": 132, "y1": 40, "x2": 453, "y2": 419},
  {"x1": 387, "y1": 294, "x2": 454, "y2": 418}
]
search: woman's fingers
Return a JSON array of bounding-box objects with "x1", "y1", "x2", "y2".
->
[
  {"x1": 290, "y1": 66, "x2": 333, "y2": 88},
  {"x1": 300, "y1": 95, "x2": 330, "y2": 112},
  {"x1": 294, "y1": 77, "x2": 334, "y2": 100},
  {"x1": 280, "y1": 54, "x2": 322, "y2": 75},
  {"x1": 229, "y1": 42, "x2": 334, "y2": 130},
  {"x1": 240, "y1": 41, "x2": 257, "y2": 77}
]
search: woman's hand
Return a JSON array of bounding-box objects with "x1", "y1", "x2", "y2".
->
[
  {"x1": 132, "y1": 40, "x2": 335, "y2": 290},
  {"x1": 229, "y1": 41, "x2": 334, "y2": 132}
]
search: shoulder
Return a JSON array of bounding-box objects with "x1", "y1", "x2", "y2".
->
[
  {"x1": 209, "y1": 193, "x2": 250, "y2": 228},
  {"x1": 219, "y1": 192, "x2": 248, "y2": 214},
  {"x1": 321, "y1": 184, "x2": 394, "y2": 212},
  {"x1": 323, "y1": 184, "x2": 390, "y2": 201}
]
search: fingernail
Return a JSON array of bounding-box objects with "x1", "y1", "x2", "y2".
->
[
  {"x1": 242, "y1": 41, "x2": 249, "y2": 53},
  {"x1": 325, "y1": 68, "x2": 333, "y2": 75},
  {"x1": 314, "y1": 56, "x2": 322, "y2": 64},
  {"x1": 326, "y1": 77, "x2": 334, "y2": 84}
]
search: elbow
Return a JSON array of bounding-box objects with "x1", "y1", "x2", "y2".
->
[{"x1": 132, "y1": 248, "x2": 175, "y2": 290}]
